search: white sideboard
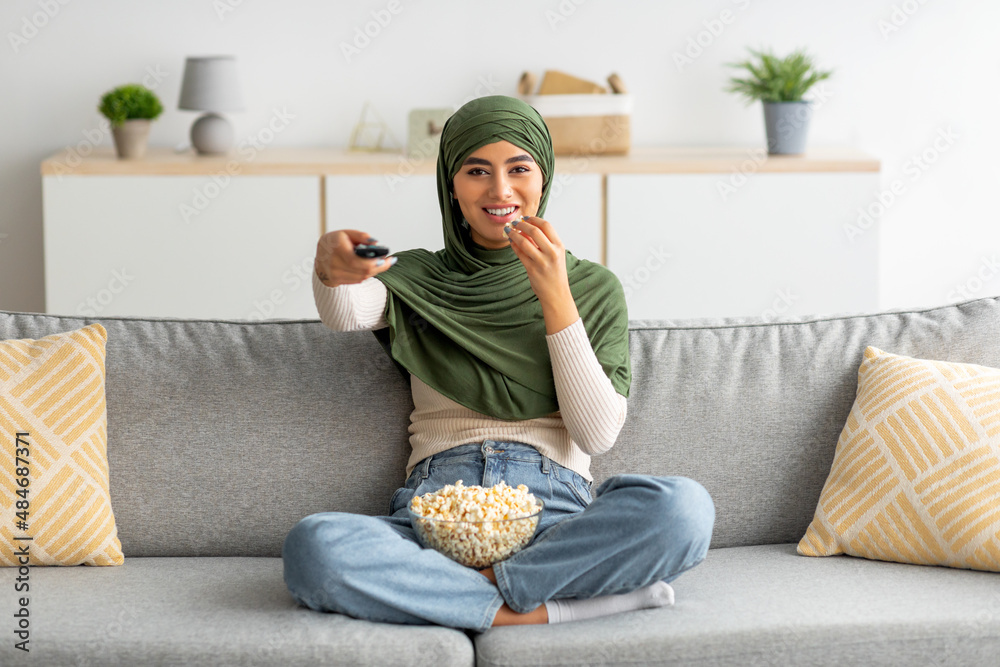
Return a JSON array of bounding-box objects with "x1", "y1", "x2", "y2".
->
[
  {"x1": 41, "y1": 146, "x2": 879, "y2": 320},
  {"x1": 608, "y1": 172, "x2": 880, "y2": 320},
  {"x1": 43, "y1": 174, "x2": 320, "y2": 320}
]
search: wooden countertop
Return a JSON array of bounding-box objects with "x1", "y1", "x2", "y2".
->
[{"x1": 41, "y1": 145, "x2": 880, "y2": 176}]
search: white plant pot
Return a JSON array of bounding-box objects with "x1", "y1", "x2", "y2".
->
[{"x1": 111, "y1": 119, "x2": 152, "y2": 159}]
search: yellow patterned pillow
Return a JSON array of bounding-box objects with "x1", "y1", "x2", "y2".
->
[
  {"x1": 799, "y1": 346, "x2": 1000, "y2": 571},
  {"x1": 1, "y1": 324, "x2": 123, "y2": 566}
]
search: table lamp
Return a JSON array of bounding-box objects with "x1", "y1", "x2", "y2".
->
[{"x1": 178, "y1": 55, "x2": 244, "y2": 154}]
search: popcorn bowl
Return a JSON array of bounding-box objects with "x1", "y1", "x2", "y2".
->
[{"x1": 408, "y1": 500, "x2": 544, "y2": 569}]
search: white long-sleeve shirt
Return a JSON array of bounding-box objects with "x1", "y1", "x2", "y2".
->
[{"x1": 313, "y1": 270, "x2": 627, "y2": 481}]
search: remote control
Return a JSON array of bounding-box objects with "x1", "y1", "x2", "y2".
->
[{"x1": 354, "y1": 244, "x2": 390, "y2": 258}]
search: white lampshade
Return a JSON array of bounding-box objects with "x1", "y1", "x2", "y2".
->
[
  {"x1": 178, "y1": 56, "x2": 244, "y2": 112},
  {"x1": 179, "y1": 56, "x2": 244, "y2": 154}
]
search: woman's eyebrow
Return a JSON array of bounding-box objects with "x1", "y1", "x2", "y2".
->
[{"x1": 462, "y1": 154, "x2": 536, "y2": 166}]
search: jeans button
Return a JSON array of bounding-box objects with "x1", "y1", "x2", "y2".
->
[{"x1": 484, "y1": 445, "x2": 494, "y2": 454}]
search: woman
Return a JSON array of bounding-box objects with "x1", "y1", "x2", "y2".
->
[{"x1": 283, "y1": 95, "x2": 714, "y2": 631}]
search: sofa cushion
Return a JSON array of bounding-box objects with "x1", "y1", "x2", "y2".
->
[
  {"x1": 0, "y1": 556, "x2": 473, "y2": 666},
  {"x1": 595, "y1": 296, "x2": 1000, "y2": 548},
  {"x1": 0, "y1": 324, "x2": 123, "y2": 566},
  {"x1": 474, "y1": 543, "x2": 1000, "y2": 667},
  {"x1": 0, "y1": 312, "x2": 414, "y2": 558},
  {"x1": 799, "y1": 346, "x2": 1000, "y2": 571}
]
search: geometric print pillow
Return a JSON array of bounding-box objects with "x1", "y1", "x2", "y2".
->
[
  {"x1": 0, "y1": 324, "x2": 123, "y2": 566},
  {"x1": 798, "y1": 346, "x2": 1000, "y2": 572}
]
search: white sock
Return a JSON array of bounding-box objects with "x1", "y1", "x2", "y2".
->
[{"x1": 544, "y1": 581, "x2": 675, "y2": 624}]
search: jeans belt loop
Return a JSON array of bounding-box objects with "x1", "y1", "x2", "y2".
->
[
  {"x1": 540, "y1": 455, "x2": 550, "y2": 474},
  {"x1": 419, "y1": 454, "x2": 432, "y2": 480}
]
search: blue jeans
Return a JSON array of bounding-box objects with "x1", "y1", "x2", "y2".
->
[{"x1": 282, "y1": 441, "x2": 715, "y2": 632}]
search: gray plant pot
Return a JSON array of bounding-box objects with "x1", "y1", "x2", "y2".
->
[
  {"x1": 762, "y1": 101, "x2": 812, "y2": 155},
  {"x1": 111, "y1": 119, "x2": 152, "y2": 159}
]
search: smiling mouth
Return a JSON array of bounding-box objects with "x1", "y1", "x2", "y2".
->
[{"x1": 482, "y1": 205, "x2": 520, "y2": 223}]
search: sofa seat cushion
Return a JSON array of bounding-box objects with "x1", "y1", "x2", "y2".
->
[
  {"x1": 475, "y1": 543, "x2": 1000, "y2": 667},
  {"x1": 0, "y1": 556, "x2": 473, "y2": 667}
]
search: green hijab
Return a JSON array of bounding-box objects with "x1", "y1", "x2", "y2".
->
[{"x1": 374, "y1": 95, "x2": 629, "y2": 420}]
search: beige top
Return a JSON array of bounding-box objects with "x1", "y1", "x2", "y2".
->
[{"x1": 312, "y1": 270, "x2": 627, "y2": 481}]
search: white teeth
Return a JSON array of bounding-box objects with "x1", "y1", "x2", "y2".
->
[{"x1": 486, "y1": 206, "x2": 516, "y2": 216}]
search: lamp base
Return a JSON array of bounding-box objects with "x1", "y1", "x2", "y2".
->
[{"x1": 190, "y1": 113, "x2": 235, "y2": 154}]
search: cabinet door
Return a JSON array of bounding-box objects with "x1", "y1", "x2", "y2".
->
[
  {"x1": 326, "y1": 175, "x2": 442, "y2": 253},
  {"x1": 543, "y1": 173, "x2": 602, "y2": 265},
  {"x1": 325, "y1": 173, "x2": 603, "y2": 264},
  {"x1": 607, "y1": 173, "x2": 881, "y2": 320},
  {"x1": 43, "y1": 175, "x2": 321, "y2": 319}
]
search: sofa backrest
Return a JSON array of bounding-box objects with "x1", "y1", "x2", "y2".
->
[
  {"x1": 3, "y1": 296, "x2": 999, "y2": 557},
  {"x1": 1, "y1": 312, "x2": 413, "y2": 559},
  {"x1": 598, "y1": 296, "x2": 1000, "y2": 548}
]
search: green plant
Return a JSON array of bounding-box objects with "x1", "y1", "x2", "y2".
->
[
  {"x1": 98, "y1": 84, "x2": 164, "y2": 127},
  {"x1": 725, "y1": 47, "x2": 832, "y2": 105}
]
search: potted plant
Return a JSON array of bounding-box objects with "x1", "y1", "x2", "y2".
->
[
  {"x1": 98, "y1": 84, "x2": 164, "y2": 159},
  {"x1": 725, "y1": 48, "x2": 833, "y2": 155}
]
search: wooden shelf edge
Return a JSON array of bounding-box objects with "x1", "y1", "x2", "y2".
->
[{"x1": 41, "y1": 145, "x2": 880, "y2": 177}]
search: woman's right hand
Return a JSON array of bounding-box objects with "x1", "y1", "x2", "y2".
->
[{"x1": 314, "y1": 229, "x2": 395, "y2": 288}]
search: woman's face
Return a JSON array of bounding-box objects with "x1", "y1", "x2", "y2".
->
[{"x1": 451, "y1": 139, "x2": 544, "y2": 250}]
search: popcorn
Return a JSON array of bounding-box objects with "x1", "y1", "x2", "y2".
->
[
  {"x1": 409, "y1": 480, "x2": 542, "y2": 569},
  {"x1": 502, "y1": 216, "x2": 527, "y2": 239}
]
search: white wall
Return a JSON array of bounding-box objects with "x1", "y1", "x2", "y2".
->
[{"x1": 2, "y1": 0, "x2": 998, "y2": 314}]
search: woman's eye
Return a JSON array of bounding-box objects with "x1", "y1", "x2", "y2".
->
[
  {"x1": 467, "y1": 168, "x2": 487, "y2": 176},
  {"x1": 511, "y1": 166, "x2": 529, "y2": 174}
]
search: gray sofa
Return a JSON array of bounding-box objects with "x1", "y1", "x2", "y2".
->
[{"x1": 2, "y1": 296, "x2": 1000, "y2": 666}]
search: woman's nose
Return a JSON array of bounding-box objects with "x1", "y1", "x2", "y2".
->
[{"x1": 489, "y1": 173, "x2": 513, "y2": 200}]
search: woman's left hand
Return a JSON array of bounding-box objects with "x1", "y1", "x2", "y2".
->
[{"x1": 507, "y1": 215, "x2": 580, "y2": 334}]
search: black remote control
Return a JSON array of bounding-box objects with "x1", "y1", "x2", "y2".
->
[{"x1": 354, "y1": 244, "x2": 390, "y2": 258}]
